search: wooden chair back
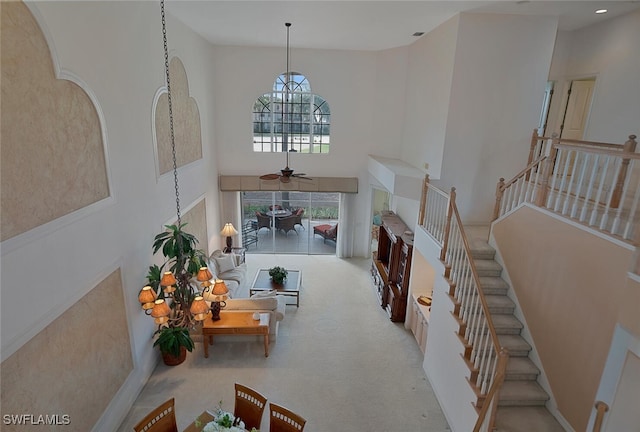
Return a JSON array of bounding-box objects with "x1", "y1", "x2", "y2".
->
[
  {"x1": 269, "y1": 402, "x2": 306, "y2": 432},
  {"x1": 133, "y1": 398, "x2": 177, "y2": 432},
  {"x1": 233, "y1": 383, "x2": 267, "y2": 431}
]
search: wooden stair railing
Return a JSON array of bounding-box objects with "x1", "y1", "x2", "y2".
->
[
  {"x1": 418, "y1": 174, "x2": 451, "y2": 247},
  {"x1": 444, "y1": 189, "x2": 509, "y2": 427},
  {"x1": 592, "y1": 401, "x2": 609, "y2": 432},
  {"x1": 418, "y1": 182, "x2": 508, "y2": 430},
  {"x1": 495, "y1": 133, "x2": 639, "y2": 243},
  {"x1": 473, "y1": 348, "x2": 509, "y2": 432}
]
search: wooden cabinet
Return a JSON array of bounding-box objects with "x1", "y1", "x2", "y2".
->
[{"x1": 371, "y1": 212, "x2": 413, "y2": 322}]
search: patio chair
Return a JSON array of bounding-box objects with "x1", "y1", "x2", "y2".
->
[
  {"x1": 292, "y1": 208, "x2": 305, "y2": 231},
  {"x1": 255, "y1": 212, "x2": 272, "y2": 233},
  {"x1": 275, "y1": 215, "x2": 298, "y2": 235}
]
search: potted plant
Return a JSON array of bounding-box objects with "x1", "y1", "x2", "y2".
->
[
  {"x1": 268, "y1": 266, "x2": 288, "y2": 285},
  {"x1": 153, "y1": 326, "x2": 194, "y2": 366},
  {"x1": 139, "y1": 223, "x2": 209, "y2": 365}
]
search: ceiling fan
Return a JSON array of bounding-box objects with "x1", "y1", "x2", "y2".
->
[{"x1": 259, "y1": 151, "x2": 312, "y2": 183}]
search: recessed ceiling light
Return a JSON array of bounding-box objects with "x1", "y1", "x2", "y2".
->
[
  {"x1": 595, "y1": 9, "x2": 608, "y2": 14},
  {"x1": 412, "y1": 32, "x2": 425, "y2": 37}
]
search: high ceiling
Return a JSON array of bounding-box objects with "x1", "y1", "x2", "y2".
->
[{"x1": 166, "y1": 0, "x2": 640, "y2": 51}]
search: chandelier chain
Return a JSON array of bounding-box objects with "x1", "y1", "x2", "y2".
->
[{"x1": 160, "y1": 0, "x2": 181, "y2": 226}]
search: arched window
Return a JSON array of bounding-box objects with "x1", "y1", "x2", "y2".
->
[{"x1": 253, "y1": 72, "x2": 330, "y2": 153}]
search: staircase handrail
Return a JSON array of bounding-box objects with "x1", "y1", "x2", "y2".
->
[
  {"x1": 449, "y1": 196, "x2": 503, "y2": 354},
  {"x1": 493, "y1": 154, "x2": 548, "y2": 221},
  {"x1": 472, "y1": 348, "x2": 509, "y2": 432},
  {"x1": 528, "y1": 129, "x2": 625, "y2": 165},
  {"x1": 443, "y1": 190, "x2": 508, "y2": 431},
  {"x1": 554, "y1": 141, "x2": 640, "y2": 158},
  {"x1": 418, "y1": 174, "x2": 451, "y2": 247},
  {"x1": 592, "y1": 401, "x2": 609, "y2": 432}
]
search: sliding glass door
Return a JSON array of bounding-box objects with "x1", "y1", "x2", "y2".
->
[{"x1": 241, "y1": 191, "x2": 338, "y2": 255}]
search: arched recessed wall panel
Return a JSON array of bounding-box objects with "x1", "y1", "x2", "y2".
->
[
  {"x1": 154, "y1": 57, "x2": 202, "y2": 176},
  {"x1": 0, "y1": 1, "x2": 110, "y2": 242}
]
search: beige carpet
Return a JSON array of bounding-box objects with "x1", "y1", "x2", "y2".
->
[{"x1": 117, "y1": 255, "x2": 450, "y2": 431}]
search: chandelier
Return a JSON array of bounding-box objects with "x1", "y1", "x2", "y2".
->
[{"x1": 137, "y1": 0, "x2": 218, "y2": 330}]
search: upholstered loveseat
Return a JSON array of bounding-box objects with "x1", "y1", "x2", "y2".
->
[{"x1": 207, "y1": 249, "x2": 248, "y2": 298}]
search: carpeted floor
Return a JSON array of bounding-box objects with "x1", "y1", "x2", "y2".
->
[{"x1": 117, "y1": 254, "x2": 450, "y2": 431}]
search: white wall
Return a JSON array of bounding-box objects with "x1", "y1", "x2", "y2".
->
[
  {"x1": 401, "y1": 14, "x2": 460, "y2": 180},
  {"x1": 210, "y1": 45, "x2": 410, "y2": 257},
  {"x1": 1, "y1": 3, "x2": 220, "y2": 429},
  {"x1": 437, "y1": 13, "x2": 558, "y2": 223},
  {"x1": 548, "y1": 9, "x2": 640, "y2": 144}
]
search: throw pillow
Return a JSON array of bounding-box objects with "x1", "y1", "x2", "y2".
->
[
  {"x1": 214, "y1": 254, "x2": 236, "y2": 274},
  {"x1": 251, "y1": 290, "x2": 277, "y2": 298}
]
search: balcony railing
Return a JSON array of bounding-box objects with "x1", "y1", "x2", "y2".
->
[{"x1": 495, "y1": 131, "x2": 638, "y2": 243}]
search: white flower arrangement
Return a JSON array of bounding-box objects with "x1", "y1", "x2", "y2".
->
[{"x1": 201, "y1": 404, "x2": 246, "y2": 432}]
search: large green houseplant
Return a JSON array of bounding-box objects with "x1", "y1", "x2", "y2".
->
[{"x1": 142, "y1": 223, "x2": 208, "y2": 365}]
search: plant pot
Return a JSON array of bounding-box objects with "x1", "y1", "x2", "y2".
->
[
  {"x1": 271, "y1": 279, "x2": 286, "y2": 287},
  {"x1": 161, "y1": 346, "x2": 187, "y2": 366}
]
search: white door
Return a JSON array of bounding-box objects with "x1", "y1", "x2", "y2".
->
[{"x1": 561, "y1": 79, "x2": 595, "y2": 140}]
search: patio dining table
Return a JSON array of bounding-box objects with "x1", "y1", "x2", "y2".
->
[{"x1": 266, "y1": 209, "x2": 292, "y2": 218}]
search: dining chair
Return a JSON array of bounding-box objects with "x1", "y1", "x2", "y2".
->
[
  {"x1": 269, "y1": 402, "x2": 306, "y2": 432},
  {"x1": 133, "y1": 398, "x2": 178, "y2": 432},
  {"x1": 233, "y1": 383, "x2": 267, "y2": 431},
  {"x1": 255, "y1": 211, "x2": 272, "y2": 233},
  {"x1": 292, "y1": 208, "x2": 305, "y2": 231}
]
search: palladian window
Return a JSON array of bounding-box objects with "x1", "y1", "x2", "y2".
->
[{"x1": 253, "y1": 72, "x2": 330, "y2": 153}]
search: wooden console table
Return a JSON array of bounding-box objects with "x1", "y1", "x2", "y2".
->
[{"x1": 202, "y1": 311, "x2": 270, "y2": 358}]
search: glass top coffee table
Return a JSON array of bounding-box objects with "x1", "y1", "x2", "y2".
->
[{"x1": 250, "y1": 268, "x2": 302, "y2": 307}]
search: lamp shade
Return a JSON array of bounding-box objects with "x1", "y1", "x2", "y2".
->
[
  {"x1": 220, "y1": 223, "x2": 238, "y2": 237},
  {"x1": 138, "y1": 286, "x2": 157, "y2": 310},
  {"x1": 203, "y1": 279, "x2": 229, "y2": 302},
  {"x1": 212, "y1": 279, "x2": 229, "y2": 296},
  {"x1": 150, "y1": 299, "x2": 171, "y2": 324},
  {"x1": 190, "y1": 296, "x2": 209, "y2": 321},
  {"x1": 160, "y1": 271, "x2": 177, "y2": 286},
  {"x1": 197, "y1": 267, "x2": 213, "y2": 282}
]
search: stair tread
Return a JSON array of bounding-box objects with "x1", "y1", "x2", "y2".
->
[
  {"x1": 474, "y1": 259, "x2": 503, "y2": 272},
  {"x1": 506, "y1": 357, "x2": 540, "y2": 378},
  {"x1": 469, "y1": 238, "x2": 496, "y2": 259},
  {"x1": 485, "y1": 295, "x2": 515, "y2": 309},
  {"x1": 497, "y1": 335, "x2": 532, "y2": 356},
  {"x1": 491, "y1": 314, "x2": 523, "y2": 330},
  {"x1": 478, "y1": 276, "x2": 509, "y2": 288},
  {"x1": 499, "y1": 381, "x2": 549, "y2": 406},
  {"x1": 495, "y1": 407, "x2": 565, "y2": 432}
]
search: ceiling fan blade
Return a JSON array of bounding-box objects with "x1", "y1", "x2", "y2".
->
[
  {"x1": 260, "y1": 173, "x2": 280, "y2": 180},
  {"x1": 294, "y1": 175, "x2": 313, "y2": 180},
  {"x1": 292, "y1": 173, "x2": 307, "y2": 177}
]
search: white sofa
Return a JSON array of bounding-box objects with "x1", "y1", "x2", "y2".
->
[
  {"x1": 224, "y1": 294, "x2": 286, "y2": 340},
  {"x1": 207, "y1": 249, "x2": 248, "y2": 297}
]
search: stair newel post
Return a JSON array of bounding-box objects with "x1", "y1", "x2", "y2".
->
[
  {"x1": 418, "y1": 174, "x2": 429, "y2": 227},
  {"x1": 526, "y1": 128, "x2": 540, "y2": 179},
  {"x1": 592, "y1": 401, "x2": 609, "y2": 432},
  {"x1": 611, "y1": 134, "x2": 637, "y2": 209},
  {"x1": 440, "y1": 187, "x2": 456, "y2": 263},
  {"x1": 536, "y1": 134, "x2": 559, "y2": 208},
  {"x1": 492, "y1": 178, "x2": 505, "y2": 221}
]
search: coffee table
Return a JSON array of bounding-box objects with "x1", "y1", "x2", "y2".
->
[
  {"x1": 250, "y1": 268, "x2": 302, "y2": 307},
  {"x1": 202, "y1": 311, "x2": 270, "y2": 358}
]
